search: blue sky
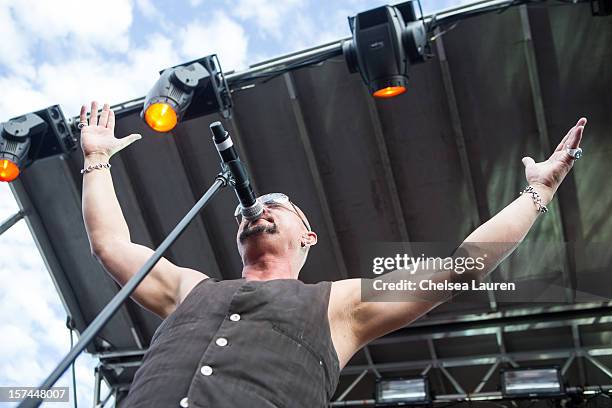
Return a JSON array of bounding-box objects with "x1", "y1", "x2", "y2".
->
[{"x1": 0, "y1": 0, "x2": 475, "y2": 406}]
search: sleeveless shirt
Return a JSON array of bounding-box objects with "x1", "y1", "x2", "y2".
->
[{"x1": 121, "y1": 277, "x2": 341, "y2": 407}]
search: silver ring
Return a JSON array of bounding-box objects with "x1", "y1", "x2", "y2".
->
[
  {"x1": 566, "y1": 146, "x2": 583, "y2": 160},
  {"x1": 77, "y1": 122, "x2": 87, "y2": 130}
]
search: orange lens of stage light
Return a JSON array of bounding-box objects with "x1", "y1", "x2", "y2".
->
[
  {"x1": 0, "y1": 159, "x2": 20, "y2": 182},
  {"x1": 373, "y1": 86, "x2": 406, "y2": 99},
  {"x1": 144, "y1": 102, "x2": 178, "y2": 132}
]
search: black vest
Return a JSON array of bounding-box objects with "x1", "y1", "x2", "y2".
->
[{"x1": 122, "y1": 278, "x2": 340, "y2": 407}]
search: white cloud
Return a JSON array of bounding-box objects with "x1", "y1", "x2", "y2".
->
[
  {"x1": 135, "y1": 0, "x2": 162, "y2": 20},
  {"x1": 0, "y1": 325, "x2": 38, "y2": 361},
  {"x1": 289, "y1": 13, "x2": 346, "y2": 51},
  {"x1": 0, "y1": 6, "x2": 34, "y2": 76},
  {"x1": 234, "y1": 0, "x2": 302, "y2": 40},
  {"x1": 178, "y1": 11, "x2": 249, "y2": 71},
  {"x1": 133, "y1": 0, "x2": 175, "y2": 32},
  {"x1": 6, "y1": 0, "x2": 133, "y2": 55},
  {"x1": 0, "y1": 76, "x2": 51, "y2": 120},
  {"x1": 0, "y1": 32, "x2": 182, "y2": 122},
  {"x1": 0, "y1": 0, "x2": 143, "y2": 121}
]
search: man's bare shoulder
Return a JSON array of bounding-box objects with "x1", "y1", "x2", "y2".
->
[
  {"x1": 330, "y1": 278, "x2": 362, "y2": 307},
  {"x1": 176, "y1": 268, "x2": 209, "y2": 306}
]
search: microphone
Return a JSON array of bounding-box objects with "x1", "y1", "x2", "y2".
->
[{"x1": 209, "y1": 121, "x2": 263, "y2": 221}]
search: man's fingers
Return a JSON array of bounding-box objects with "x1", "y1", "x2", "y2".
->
[
  {"x1": 558, "y1": 121, "x2": 585, "y2": 163},
  {"x1": 90, "y1": 101, "x2": 99, "y2": 126},
  {"x1": 554, "y1": 126, "x2": 574, "y2": 152},
  {"x1": 522, "y1": 156, "x2": 536, "y2": 168},
  {"x1": 555, "y1": 117, "x2": 587, "y2": 152},
  {"x1": 566, "y1": 125, "x2": 584, "y2": 150},
  {"x1": 107, "y1": 109, "x2": 115, "y2": 130},
  {"x1": 98, "y1": 103, "x2": 110, "y2": 128},
  {"x1": 79, "y1": 105, "x2": 87, "y2": 126}
]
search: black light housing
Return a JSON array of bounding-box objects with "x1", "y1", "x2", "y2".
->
[
  {"x1": 375, "y1": 376, "x2": 431, "y2": 406},
  {"x1": 342, "y1": 1, "x2": 428, "y2": 98},
  {"x1": 501, "y1": 367, "x2": 565, "y2": 399},
  {"x1": 0, "y1": 105, "x2": 76, "y2": 182},
  {"x1": 141, "y1": 54, "x2": 232, "y2": 133}
]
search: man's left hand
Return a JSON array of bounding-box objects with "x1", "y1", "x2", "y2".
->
[{"x1": 521, "y1": 117, "x2": 587, "y2": 203}]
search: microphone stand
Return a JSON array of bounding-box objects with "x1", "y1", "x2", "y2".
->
[{"x1": 18, "y1": 169, "x2": 232, "y2": 408}]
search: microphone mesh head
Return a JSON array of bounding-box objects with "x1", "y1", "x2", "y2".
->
[{"x1": 241, "y1": 200, "x2": 264, "y2": 221}]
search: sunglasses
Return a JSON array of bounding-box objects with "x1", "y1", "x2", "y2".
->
[{"x1": 234, "y1": 193, "x2": 311, "y2": 231}]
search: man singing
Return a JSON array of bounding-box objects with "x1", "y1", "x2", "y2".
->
[{"x1": 79, "y1": 101, "x2": 586, "y2": 407}]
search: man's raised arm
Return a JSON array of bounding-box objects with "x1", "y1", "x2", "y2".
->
[
  {"x1": 332, "y1": 118, "x2": 587, "y2": 353},
  {"x1": 81, "y1": 101, "x2": 206, "y2": 319}
]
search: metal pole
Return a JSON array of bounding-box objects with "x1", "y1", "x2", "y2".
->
[
  {"x1": 0, "y1": 210, "x2": 24, "y2": 236},
  {"x1": 223, "y1": 0, "x2": 517, "y2": 84},
  {"x1": 93, "y1": 365, "x2": 101, "y2": 408},
  {"x1": 335, "y1": 370, "x2": 368, "y2": 402},
  {"x1": 18, "y1": 171, "x2": 230, "y2": 408},
  {"x1": 585, "y1": 354, "x2": 612, "y2": 380},
  {"x1": 97, "y1": 390, "x2": 113, "y2": 408},
  {"x1": 473, "y1": 359, "x2": 499, "y2": 393}
]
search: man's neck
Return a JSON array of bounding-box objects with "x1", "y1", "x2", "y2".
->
[{"x1": 242, "y1": 256, "x2": 298, "y2": 281}]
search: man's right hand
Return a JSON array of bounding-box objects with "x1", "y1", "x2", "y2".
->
[
  {"x1": 80, "y1": 101, "x2": 141, "y2": 159},
  {"x1": 80, "y1": 100, "x2": 207, "y2": 318}
]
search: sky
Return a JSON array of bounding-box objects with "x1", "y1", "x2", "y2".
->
[{"x1": 0, "y1": 0, "x2": 476, "y2": 406}]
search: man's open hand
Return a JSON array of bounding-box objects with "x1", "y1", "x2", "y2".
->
[
  {"x1": 521, "y1": 117, "x2": 586, "y2": 200},
  {"x1": 79, "y1": 101, "x2": 142, "y2": 159}
]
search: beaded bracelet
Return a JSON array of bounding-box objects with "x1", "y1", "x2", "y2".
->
[
  {"x1": 520, "y1": 185, "x2": 548, "y2": 214},
  {"x1": 81, "y1": 162, "x2": 111, "y2": 174}
]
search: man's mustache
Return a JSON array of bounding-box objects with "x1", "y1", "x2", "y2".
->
[{"x1": 239, "y1": 221, "x2": 278, "y2": 243}]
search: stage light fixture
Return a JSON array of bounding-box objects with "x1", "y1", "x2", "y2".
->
[
  {"x1": 501, "y1": 367, "x2": 565, "y2": 398},
  {"x1": 342, "y1": 1, "x2": 428, "y2": 99},
  {"x1": 142, "y1": 54, "x2": 232, "y2": 133},
  {"x1": 375, "y1": 376, "x2": 431, "y2": 406},
  {"x1": 0, "y1": 105, "x2": 76, "y2": 182}
]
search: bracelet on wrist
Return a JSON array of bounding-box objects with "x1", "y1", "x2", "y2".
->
[
  {"x1": 519, "y1": 185, "x2": 548, "y2": 214},
  {"x1": 81, "y1": 162, "x2": 111, "y2": 174}
]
